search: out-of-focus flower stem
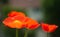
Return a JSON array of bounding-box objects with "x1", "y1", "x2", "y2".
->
[
  {"x1": 16, "y1": 29, "x2": 18, "y2": 37},
  {"x1": 47, "y1": 32, "x2": 48, "y2": 37},
  {"x1": 24, "y1": 29, "x2": 29, "y2": 37}
]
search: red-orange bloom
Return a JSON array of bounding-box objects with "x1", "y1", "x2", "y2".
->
[
  {"x1": 3, "y1": 11, "x2": 40, "y2": 29},
  {"x1": 3, "y1": 11, "x2": 26, "y2": 29},
  {"x1": 25, "y1": 17, "x2": 40, "y2": 30},
  {"x1": 41, "y1": 23, "x2": 58, "y2": 33}
]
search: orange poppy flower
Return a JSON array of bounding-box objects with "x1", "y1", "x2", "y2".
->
[
  {"x1": 41, "y1": 23, "x2": 58, "y2": 33},
  {"x1": 3, "y1": 11, "x2": 40, "y2": 29},
  {"x1": 25, "y1": 17, "x2": 40, "y2": 30},
  {"x1": 3, "y1": 11, "x2": 26, "y2": 29},
  {"x1": 8, "y1": 11, "x2": 25, "y2": 17},
  {"x1": 3, "y1": 16, "x2": 26, "y2": 29}
]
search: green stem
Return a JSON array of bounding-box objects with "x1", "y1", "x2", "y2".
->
[
  {"x1": 47, "y1": 32, "x2": 48, "y2": 37},
  {"x1": 24, "y1": 29, "x2": 29, "y2": 37},
  {"x1": 16, "y1": 29, "x2": 18, "y2": 37}
]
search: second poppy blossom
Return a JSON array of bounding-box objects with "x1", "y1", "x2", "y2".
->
[{"x1": 41, "y1": 23, "x2": 58, "y2": 33}]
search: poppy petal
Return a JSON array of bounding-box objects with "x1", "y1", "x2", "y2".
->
[
  {"x1": 41, "y1": 23, "x2": 49, "y2": 32},
  {"x1": 8, "y1": 11, "x2": 25, "y2": 17},
  {"x1": 25, "y1": 17, "x2": 39, "y2": 30}
]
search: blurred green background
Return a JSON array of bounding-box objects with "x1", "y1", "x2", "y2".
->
[{"x1": 0, "y1": 0, "x2": 60, "y2": 37}]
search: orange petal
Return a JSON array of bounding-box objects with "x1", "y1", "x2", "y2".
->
[
  {"x1": 3, "y1": 17, "x2": 14, "y2": 25},
  {"x1": 13, "y1": 15, "x2": 26, "y2": 22},
  {"x1": 25, "y1": 17, "x2": 39, "y2": 30},
  {"x1": 3, "y1": 17, "x2": 15, "y2": 28},
  {"x1": 8, "y1": 11, "x2": 25, "y2": 17},
  {"x1": 49, "y1": 25, "x2": 58, "y2": 32},
  {"x1": 41, "y1": 23, "x2": 49, "y2": 32},
  {"x1": 3, "y1": 17, "x2": 25, "y2": 29},
  {"x1": 9, "y1": 20, "x2": 23, "y2": 29}
]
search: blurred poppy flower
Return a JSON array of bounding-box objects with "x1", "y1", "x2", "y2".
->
[
  {"x1": 3, "y1": 11, "x2": 26, "y2": 29},
  {"x1": 25, "y1": 17, "x2": 40, "y2": 30},
  {"x1": 41, "y1": 23, "x2": 58, "y2": 32},
  {"x1": 3, "y1": 11, "x2": 39, "y2": 30}
]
